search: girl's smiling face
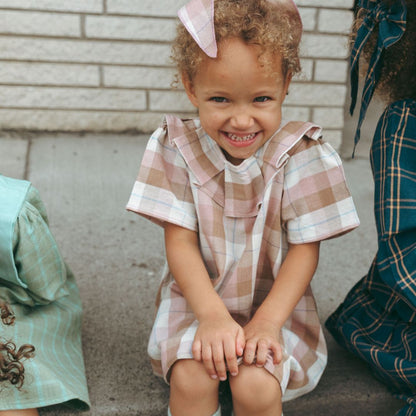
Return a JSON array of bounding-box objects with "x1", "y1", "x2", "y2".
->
[{"x1": 183, "y1": 37, "x2": 292, "y2": 165}]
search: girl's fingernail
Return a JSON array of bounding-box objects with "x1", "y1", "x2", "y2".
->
[
  {"x1": 211, "y1": 374, "x2": 218, "y2": 379},
  {"x1": 231, "y1": 372, "x2": 238, "y2": 377}
]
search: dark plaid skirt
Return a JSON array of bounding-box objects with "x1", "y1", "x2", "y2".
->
[{"x1": 326, "y1": 99, "x2": 416, "y2": 416}]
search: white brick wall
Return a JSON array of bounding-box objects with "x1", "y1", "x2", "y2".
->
[{"x1": 0, "y1": 0, "x2": 354, "y2": 150}]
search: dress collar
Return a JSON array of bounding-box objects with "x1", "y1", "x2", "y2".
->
[{"x1": 164, "y1": 115, "x2": 322, "y2": 217}]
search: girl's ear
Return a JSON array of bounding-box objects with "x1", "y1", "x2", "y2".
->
[
  {"x1": 284, "y1": 72, "x2": 293, "y2": 96},
  {"x1": 182, "y1": 73, "x2": 199, "y2": 108}
]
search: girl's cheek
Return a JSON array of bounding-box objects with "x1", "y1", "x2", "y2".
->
[{"x1": 210, "y1": 112, "x2": 225, "y2": 124}]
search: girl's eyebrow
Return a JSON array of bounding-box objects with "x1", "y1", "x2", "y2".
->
[
  {"x1": 202, "y1": 89, "x2": 229, "y2": 96},
  {"x1": 253, "y1": 88, "x2": 278, "y2": 94}
]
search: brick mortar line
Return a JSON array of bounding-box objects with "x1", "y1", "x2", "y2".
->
[
  {"x1": 0, "y1": 8, "x2": 103, "y2": 15},
  {"x1": 0, "y1": 32, "x2": 349, "y2": 40},
  {"x1": 0, "y1": 59, "x2": 344, "y2": 66},
  {"x1": 0, "y1": 33, "x2": 175, "y2": 44},
  {"x1": 0, "y1": 104, "x2": 344, "y2": 110},
  {"x1": 0, "y1": 59, "x2": 346, "y2": 67},
  {"x1": 0, "y1": 59, "x2": 176, "y2": 69},
  {"x1": 0, "y1": 82, "x2": 346, "y2": 89},
  {"x1": 0, "y1": 107, "x2": 190, "y2": 113},
  {"x1": 0, "y1": 7, "x2": 185, "y2": 19}
]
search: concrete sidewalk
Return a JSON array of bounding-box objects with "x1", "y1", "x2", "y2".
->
[{"x1": 0, "y1": 131, "x2": 403, "y2": 415}]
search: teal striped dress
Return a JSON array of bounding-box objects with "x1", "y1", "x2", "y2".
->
[{"x1": 0, "y1": 175, "x2": 90, "y2": 410}]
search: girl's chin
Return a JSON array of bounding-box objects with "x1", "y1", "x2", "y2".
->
[
  {"x1": 221, "y1": 147, "x2": 254, "y2": 165},
  {"x1": 222, "y1": 150, "x2": 244, "y2": 165}
]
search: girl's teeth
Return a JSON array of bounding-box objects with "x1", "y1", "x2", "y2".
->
[{"x1": 227, "y1": 133, "x2": 256, "y2": 142}]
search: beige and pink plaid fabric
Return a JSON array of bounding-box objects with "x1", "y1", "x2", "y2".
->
[
  {"x1": 178, "y1": 0, "x2": 217, "y2": 58},
  {"x1": 127, "y1": 115, "x2": 359, "y2": 400}
]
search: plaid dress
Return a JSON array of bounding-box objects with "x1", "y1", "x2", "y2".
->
[
  {"x1": 0, "y1": 175, "x2": 90, "y2": 410},
  {"x1": 127, "y1": 115, "x2": 359, "y2": 400},
  {"x1": 326, "y1": 99, "x2": 416, "y2": 416}
]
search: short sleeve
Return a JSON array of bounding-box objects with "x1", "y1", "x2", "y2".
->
[
  {"x1": 126, "y1": 125, "x2": 198, "y2": 231},
  {"x1": 281, "y1": 139, "x2": 360, "y2": 244},
  {"x1": 0, "y1": 184, "x2": 69, "y2": 306}
]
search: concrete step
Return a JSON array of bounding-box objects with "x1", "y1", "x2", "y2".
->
[{"x1": 0, "y1": 132, "x2": 405, "y2": 415}]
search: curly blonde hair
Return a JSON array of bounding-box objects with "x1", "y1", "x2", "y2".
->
[{"x1": 172, "y1": 0, "x2": 302, "y2": 83}]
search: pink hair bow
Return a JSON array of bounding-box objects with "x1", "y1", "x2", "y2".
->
[
  {"x1": 178, "y1": 0, "x2": 302, "y2": 58},
  {"x1": 178, "y1": 0, "x2": 217, "y2": 58}
]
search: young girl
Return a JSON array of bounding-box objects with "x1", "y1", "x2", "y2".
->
[
  {"x1": 127, "y1": 1, "x2": 360, "y2": 415},
  {"x1": 326, "y1": 0, "x2": 416, "y2": 414},
  {"x1": 0, "y1": 175, "x2": 90, "y2": 415}
]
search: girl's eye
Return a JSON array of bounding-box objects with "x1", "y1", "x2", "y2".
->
[
  {"x1": 254, "y1": 96, "x2": 272, "y2": 103},
  {"x1": 210, "y1": 97, "x2": 228, "y2": 103}
]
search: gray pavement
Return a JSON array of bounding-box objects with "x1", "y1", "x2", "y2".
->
[{"x1": 0, "y1": 131, "x2": 404, "y2": 415}]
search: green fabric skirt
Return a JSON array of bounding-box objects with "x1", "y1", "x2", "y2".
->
[{"x1": 0, "y1": 175, "x2": 90, "y2": 410}]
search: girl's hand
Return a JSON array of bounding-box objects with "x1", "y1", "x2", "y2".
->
[
  {"x1": 242, "y1": 318, "x2": 282, "y2": 367},
  {"x1": 192, "y1": 313, "x2": 245, "y2": 381}
]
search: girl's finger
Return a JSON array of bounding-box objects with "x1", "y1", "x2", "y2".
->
[
  {"x1": 272, "y1": 342, "x2": 282, "y2": 364},
  {"x1": 223, "y1": 339, "x2": 238, "y2": 377},
  {"x1": 212, "y1": 343, "x2": 227, "y2": 381},
  {"x1": 236, "y1": 328, "x2": 245, "y2": 357},
  {"x1": 243, "y1": 339, "x2": 257, "y2": 365},
  {"x1": 192, "y1": 339, "x2": 202, "y2": 361},
  {"x1": 201, "y1": 345, "x2": 217, "y2": 379},
  {"x1": 255, "y1": 339, "x2": 268, "y2": 366}
]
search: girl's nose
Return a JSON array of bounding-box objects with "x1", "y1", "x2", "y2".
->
[{"x1": 230, "y1": 108, "x2": 254, "y2": 130}]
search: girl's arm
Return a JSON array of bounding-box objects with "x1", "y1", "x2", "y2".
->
[
  {"x1": 243, "y1": 241, "x2": 320, "y2": 366},
  {"x1": 164, "y1": 222, "x2": 245, "y2": 380}
]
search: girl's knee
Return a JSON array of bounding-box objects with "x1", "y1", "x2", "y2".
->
[
  {"x1": 229, "y1": 365, "x2": 281, "y2": 410},
  {"x1": 170, "y1": 359, "x2": 219, "y2": 398}
]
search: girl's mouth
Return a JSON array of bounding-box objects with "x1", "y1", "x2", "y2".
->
[
  {"x1": 224, "y1": 132, "x2": 258, "y2": 147},
  {"x1": 226, "y1": 132, "x2": 256, "y2": 142}
]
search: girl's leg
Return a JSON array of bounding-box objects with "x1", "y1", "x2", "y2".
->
[
  {"x1": 169, "y1": 359, "x2": 220, "y2": 416},
  {"x1": 229, "y1": 365, "x2": 282, "y2": 416},
  {"x1": 168, "y1": 405, "x2": 221, "y2": 416},
  {"x1": 0, "y1": 410, "x2": 39, "y2": 416}
]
